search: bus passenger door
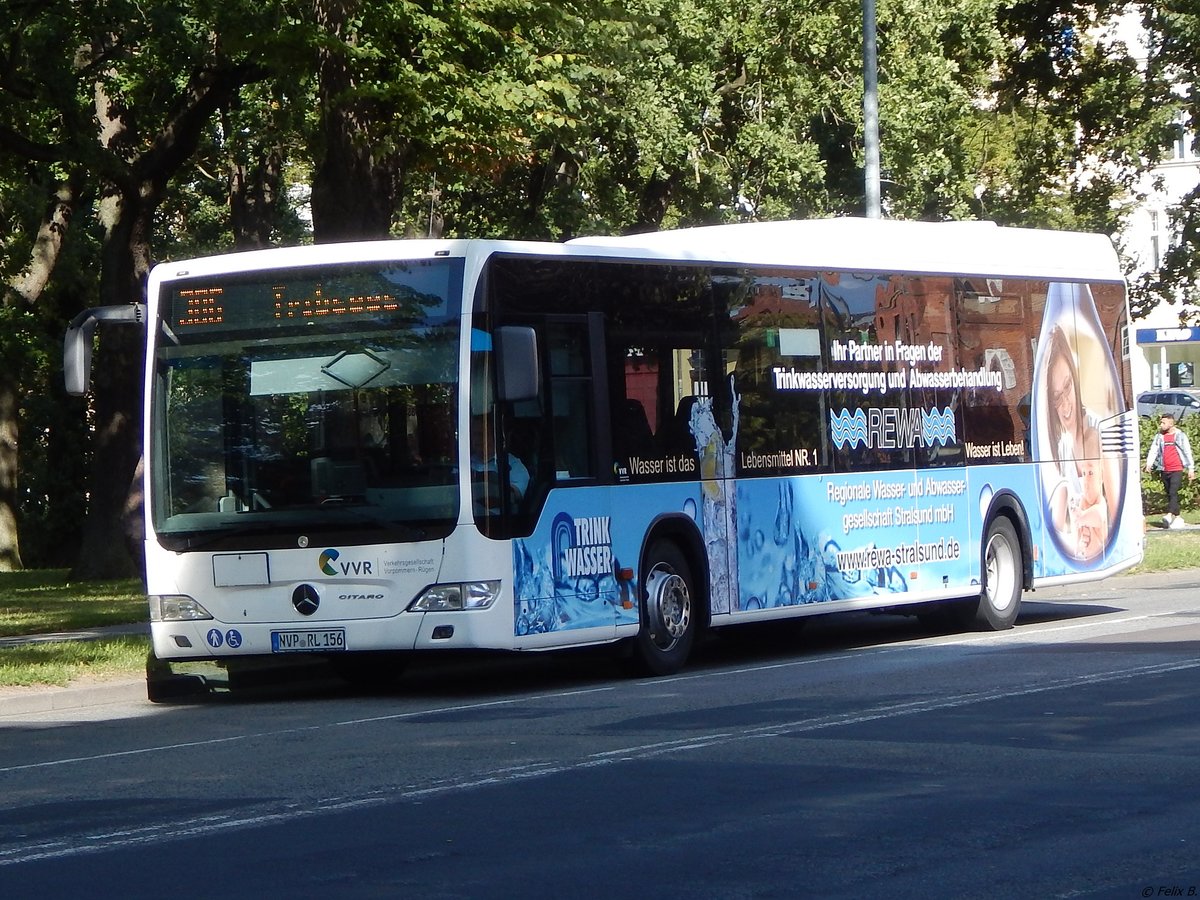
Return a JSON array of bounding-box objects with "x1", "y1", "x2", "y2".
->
[{"x1": 511, "y1": 313, "x2": 620, "y2": 642}]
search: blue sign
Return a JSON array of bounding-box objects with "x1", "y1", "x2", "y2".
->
[
  {"x1": 1135, "y1": 327, "x2": 1200, "y2": 345},
  {"x1": 206, "y1": 628, "x2": 224, "y2": 648},
  {"x1": 225, "y1": 630, "x2": 242, "y2": 649}
]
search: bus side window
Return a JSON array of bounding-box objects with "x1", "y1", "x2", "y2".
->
[
  {"x1": 546, "y1": 322, "x2": 595, "y2": 480},
  {"x1": 718, "y1": 270, "x2": 827, "y2": 476},
  {"x1": 506, "y1": 401, "x2": 543, "y2": 487},
  {"x1": 551, "y1": 384, "x2": 592, "y2": 478}
]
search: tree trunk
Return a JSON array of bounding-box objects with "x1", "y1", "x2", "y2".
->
[
  {"x1": 0, "y1": 175, "x2": 82, "y2": 571},
  {"x1": 230, "y1": 146, "x2": 284, "y2": 250},
  {"x1": 629, "y1": 172, "x2": 678, "y2": 234},
  {"x1": 0, "y1": 373, "x2": 19, "y2": 572},
  {"x1": 310, "y1": 0, "x2": 398, "y2": 242},
  {"x1": 69, "y1": 186, "x2": 149, "y2": 580}
]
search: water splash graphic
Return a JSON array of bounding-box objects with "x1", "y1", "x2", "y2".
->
[
  {"x1": 830, "y1": 408, "x2": 868, "y2": 449},
  {"x1": 920, "y1": 406, "x2": 956, "y2": 446}
]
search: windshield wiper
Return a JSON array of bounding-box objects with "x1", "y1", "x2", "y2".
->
[
  {"x1": 321, "y1": 508, "x2": 430, "y2": 541},
  {"x1": 166, "y1": 522, "x2": 281, "y2": 552},
  {"x1": 163, "y1": 513, "x2": 431, "y2": 551}
]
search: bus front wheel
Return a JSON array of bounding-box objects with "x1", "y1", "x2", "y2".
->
[
  {"x1": 977, "y1": 516, "x2": 1022, "y2": 631},
  {"x1": 629, "y1": 541, "x2": 697, "y2": 677}
]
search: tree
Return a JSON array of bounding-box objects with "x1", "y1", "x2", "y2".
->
[
  {"x1": 2, "y1": 0, "x2": 1194, "y2": 579},
  {"x1": 155, "y1": 80, "x2": 311, "y2": 258},
  {"x1": 1134, "y1": 1, "x2": 1200, "y2": 318},
  {"x1": 958, "y1": 1, "x2": 1169, "y2": 237},
  {"x1": 305, "y1": 0, "x2": 629, "y2": 241},
  {"x1": 0, "y1": 0, "x2": 285, "y2": 577}
]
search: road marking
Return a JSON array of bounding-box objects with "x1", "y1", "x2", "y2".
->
[
  {"x1": 2, "y1": 655, "x2": 1198, "y2": 867},
  {"x1": 0, "y1": 688, "x2": 618, "y2": 774},
  {"x1": 0, "y1": 610, "x2": 1181, "y2": 773}
]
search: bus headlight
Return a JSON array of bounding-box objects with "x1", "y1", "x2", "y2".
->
[
  {"x1": 409, "y1": 580, "x2": 501, "y2": 612},
  {"x1": 150, "y1": 595, "x2": 213, "y2": 622}
]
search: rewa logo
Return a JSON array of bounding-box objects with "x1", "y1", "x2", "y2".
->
[{"x1": 319, "y1": 548, "x2": 340, "y2": 576}]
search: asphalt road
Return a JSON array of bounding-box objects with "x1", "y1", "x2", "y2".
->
[{"x1": 2, "y1": 570, "x2": 1199, "y2": 899}]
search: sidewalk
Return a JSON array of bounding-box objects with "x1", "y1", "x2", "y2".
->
[
  {"x1": 0, "y1": 621, "x2": 149, "y2": 649},
  {"x1": 1145, "y1": 519, "x2": 1200, "y2": 533}
]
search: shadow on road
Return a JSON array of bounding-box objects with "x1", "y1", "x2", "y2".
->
[{"x1": 148, "y1": 596, "x2": 1132, "y2": 707}]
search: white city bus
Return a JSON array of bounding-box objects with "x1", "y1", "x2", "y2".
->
[{"x1": 65, "y1": 218, "x2": 1142, "y2": 684}]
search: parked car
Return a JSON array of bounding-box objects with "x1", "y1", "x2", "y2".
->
[{"x1": 1136, "y1": 389, "x2": 1200, "y2": 420}]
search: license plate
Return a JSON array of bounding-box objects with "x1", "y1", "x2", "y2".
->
[{"x1": 271, "y1": 629, "x2": 346, "y2": 653}]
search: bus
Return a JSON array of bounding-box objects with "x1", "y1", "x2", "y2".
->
[{"x1": 65, "y1": 218, "x2": 1142, "y2": 684}]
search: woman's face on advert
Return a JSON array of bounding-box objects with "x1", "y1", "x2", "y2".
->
[{"x1": 1050, "y1": 355, "x2": 1075, "y2": 426}]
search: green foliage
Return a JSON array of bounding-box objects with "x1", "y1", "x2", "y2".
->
[
  {"x1": 979, "y1": 1, "x2": 1171, "y2": 235},
  {"x1": 873, "y1": 0, "x2": 1002, "y2": 219}
]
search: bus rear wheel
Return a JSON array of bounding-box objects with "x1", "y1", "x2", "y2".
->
[
  {"x1": 976, "y1": 516, "x2": 1022, "y2": 631},
  {"x1": 918, "y1": 516, "x2": 1022, "y2": 632},
  {"x1": 628, "y1": 541, "x2": 697, "y2": 677}
]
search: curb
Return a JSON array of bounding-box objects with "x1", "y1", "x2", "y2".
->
[
  {"x1": 0, "y1": 678, "x2": 147, "y2": 718},
  {"x1": 0, "y1": 623, "x2": 150, "y2": 718}
]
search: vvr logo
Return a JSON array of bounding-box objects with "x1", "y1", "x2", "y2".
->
[
  {"x1": 319, "y1": 548, "x2": 374, "y2": 577},
  {"x1": 319, "y1": 548, "x2": 340, "y2": 576}
]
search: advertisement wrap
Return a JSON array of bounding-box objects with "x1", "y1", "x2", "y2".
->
[
  {"x1": 512, "y1": 280, "x2": 1138, "y2": 636},
  {"x1": 1031, "y1": 282, "x2": 1139, "y2": 576}
]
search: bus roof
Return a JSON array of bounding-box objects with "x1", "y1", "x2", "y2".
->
[
  {"x1": 148, "y1": 218, "x2": 1123, "y2": 287},
  {"x1": 564, "y1": 218, "x2": 1124, "y2": 284}
]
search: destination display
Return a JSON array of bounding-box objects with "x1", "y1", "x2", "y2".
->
[
  {"x1": 172, "y1": 283, "x2": 407, "y2": 330},
  {"x1": 164, "y1": 260, "x2": 462, "y2": 335}
]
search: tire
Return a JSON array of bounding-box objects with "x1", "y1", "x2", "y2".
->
[
  {"x1": 628, "y1": 541, "x2": 698, "y2": 677},
  {"x1": 919, "y1": 516, "x2": 1022, "y2": 632},
  {"x1": 975, "y1": 516, "x2": 1022, "y2": 630}
]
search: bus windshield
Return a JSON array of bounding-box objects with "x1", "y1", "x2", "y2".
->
[{"x1": 149, "y1": 258, "x2": 464, "y2": 549}]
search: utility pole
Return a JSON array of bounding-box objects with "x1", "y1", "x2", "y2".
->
[{"x1": 863, "y1": 0, "x2": 882, "y2": 218}]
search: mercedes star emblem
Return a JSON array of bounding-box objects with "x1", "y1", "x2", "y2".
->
[{"x1": 292, "y1": 584, "x2": 320, "y2": 616}]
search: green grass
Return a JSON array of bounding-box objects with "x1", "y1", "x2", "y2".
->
[
  {"x1": 1135, "y1": 520, "x2": 1200, "y2": 572},
  {"x1": 0, "y1": 569, "x2": 146, "y2": 637},
  {"x1": 0, "y1": 570, "x2": 148, "y2": 689},
  {"x1": 0, "y1": 637, "x2": 149, "y2": 688}
]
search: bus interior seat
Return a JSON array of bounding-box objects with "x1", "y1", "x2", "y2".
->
[
  {"x1": 665, "y1": 395, "x2": 699, "y2": 453},
  {"x1": 615, "y1": 398, "x2": 654, "y2": 458},
  {"x1": 311, "y1": 456, "x2": 367, "y2": 500}
]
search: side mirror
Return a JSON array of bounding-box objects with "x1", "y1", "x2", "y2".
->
[
  {"x1": 64, "y1": 304, "x2": 146, "y2": 396},
  {"x1": 495, "y1": 326, "x2": 540, "y2": 403}
]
